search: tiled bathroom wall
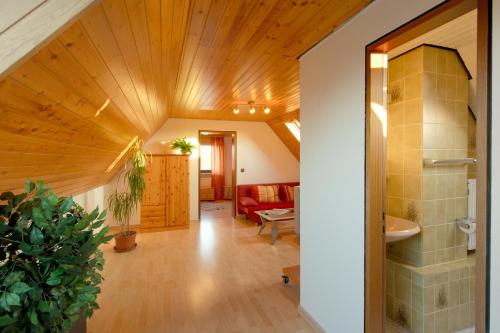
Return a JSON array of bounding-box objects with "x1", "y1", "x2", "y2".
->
[
  {"x1": 420, "y1": 45, "x2": 469, "y2": 266},
  {"x1": 387, "y1": 46, "x2": 425, "y2": 266},
  {"x1": 386, "y1": 45, "x2": 474, "y2": 333},
  {"x1": 387, "y1": 258, "x2": 475, "y2": 333},
  {"x1": 387, "y1": 45, "x2": 470, "y2": 267}
]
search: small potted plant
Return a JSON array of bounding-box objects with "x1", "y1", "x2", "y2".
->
[
  {"x1": 170, "y1": 137, "x2": 194, "y2": 155},
  {"x1": 107, "y1": 139, "x2": 148, "y2": 252},
  {"x1": 0, "y1": 180, "x2": 112, "y2": 332}
]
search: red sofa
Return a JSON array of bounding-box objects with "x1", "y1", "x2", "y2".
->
[{"x1": 237, "y1": 182, "x2": 299, "y2": 223}]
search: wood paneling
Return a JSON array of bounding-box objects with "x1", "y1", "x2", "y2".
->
[
  {"x1": 0, "y1": 0, "x2": 98, "y2": 78},
  {"x1": 267, "y1": 110, "x2": 300, "y2": 160},
  {"x1": 141, "y1": 156, "x2": 165, "y2": 228},
  {"x1": 475, "y1": 1, "x2": 489, "y2": 331},
  {"x1": 165, "y1": 155, "x2": 189, "y2": 227},
  {"x1": 364, "y1": 55, "x2": 387, "y2": 333},
  {"x1": 0, "y1": 0, "x2": 369, "y2": 196},
  {"x1": 141, "y1": 155, "x2": 189, "y2": 229}
]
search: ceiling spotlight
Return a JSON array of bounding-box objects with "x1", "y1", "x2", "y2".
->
[
  {"x1": 233, "y1": 107, "x2": 240, "y2": 114},
  {"x1": 160, "y1": 140, "x2": 167, "y2": 145},
  {"x1": 264, "y1": 106, "x2": 270, "y2": 114}
]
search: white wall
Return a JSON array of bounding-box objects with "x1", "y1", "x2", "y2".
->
[
  {"x1": 299, "y1": 0, "x2": 445, "y2": 331},
  {"x1": 73, "y1": 185, "x2": 105, "y2": 213},
  {"x1": 490, "y1": 1, "x2": 500, "y2": 331},
  {"x1": 144, "y1": 118, "x2": 299, "y2": 220}
]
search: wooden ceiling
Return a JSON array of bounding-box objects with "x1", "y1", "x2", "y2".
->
[{"x1": 0, "y1": 0, "x2": 370, "y2": 195}]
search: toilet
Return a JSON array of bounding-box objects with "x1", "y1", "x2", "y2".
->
[{"x1": 457, "y1": 179, "x2": 477, "y2": 251}]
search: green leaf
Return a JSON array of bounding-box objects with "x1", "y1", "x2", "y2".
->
[
  {"x1": 46, "y1": 269, "x2": 63, "y2": 286},
  {"x1": 38, "y1": 301, "x2": 52, "y2": 313},
  {"x1": 60, "y1": 197, "x2": 74, "y2": 213},
  {"x1": 29, "y1": 227, "x2": 44, "y2": 245},
  {"x1": 0, "y1": 292, "x2": 20, "y2": 311},
  {"x1": 77, "y1": 293, "x2": 96, "y2": 303},
  {"x1": 74, "y1": 217, "x2": 91, "y2": 231},
  {"x1": 2, "y1": 272, "x2": 24, "y2": 287},
  {"x1": 28, "y1": 306, "x2": 39, "y2": 325},
  {"x1": 97, "y1": 209, "x2": 107, "y2": 220},
  {"x1": 64, "y1": 302, "x2": 82, "y2": 316},
  {"x1": 46, "y1": 276, "x2": 61, "y2": 286},
  {"x1": 91, "y1": 218, "x2": 106, "y2": 229},
  {"x1": 32, "y1": 207, "x2": 46, "y2": 227},
  {"x1": 0, "y1": 315, "x2": 16, "y2": 327},
  {"x1": 8, "y1": 282, "x2": 31, "y2": 294}
]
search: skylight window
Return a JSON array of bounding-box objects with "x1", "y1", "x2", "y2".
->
[{"x1": 286, "y1": 120, "x2": 301, "y2": 142}]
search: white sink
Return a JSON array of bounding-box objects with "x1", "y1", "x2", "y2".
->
[{"x1": 386, "y1": 216, "x2": 420, "y2": 243}]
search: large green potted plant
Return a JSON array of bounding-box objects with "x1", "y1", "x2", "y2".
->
[
  {"x1": 107, "y1": 140, "x2": 149, "y2": 252},
  {"x1": 0, "y1": 180, "x2": 112, "y2": 332},
  {"x1": 170, "y1": 137, "x2": 194, "y2": 155}
]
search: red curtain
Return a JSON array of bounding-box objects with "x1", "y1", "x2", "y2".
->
[{"x1": 211, "y1": 137, "x2": 225, "y2": 200}]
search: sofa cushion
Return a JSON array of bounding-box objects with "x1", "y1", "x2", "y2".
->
[
  {"x1": 251, "y1": 185, "x2": 280, "y2": 203},
  {"x1": 239, "y1": 196, "x2": 258, "y2": 207},
  {"x1": 281, "y1": 185, "x2": 295, "y2": 202}
]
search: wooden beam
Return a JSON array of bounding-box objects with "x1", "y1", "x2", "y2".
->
[{"x1": 0, "y1": 0, "x2": 99, "y2": 79}]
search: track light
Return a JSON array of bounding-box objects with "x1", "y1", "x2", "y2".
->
[{"x1": 231, "y1": 101, "x2": 270, "y2": 115}]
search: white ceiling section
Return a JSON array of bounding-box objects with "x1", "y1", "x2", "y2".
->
[{"x1": 388, "y1": 9, "x2": 478, "y2": 114}]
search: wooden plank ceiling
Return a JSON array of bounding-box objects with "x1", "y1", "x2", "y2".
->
[{"x1": 0, "y1": 0, "x2": 370, "y2": 195}]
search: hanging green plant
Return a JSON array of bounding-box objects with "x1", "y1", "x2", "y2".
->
[
  {"x1": 0, "y1": 180, "x2": 112, "y2": 332},
  {"x1": 170, "y1": 137, "x2": 194, "y2": 155},
  {"x1": 107, "y1": 139, "x2": 149, "y2": 252}
]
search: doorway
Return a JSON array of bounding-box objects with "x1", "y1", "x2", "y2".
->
[
  {"x1": 365, "y1": 1, "x2": 490, "y2": 332},
  {"x1": 198, "y1": 130, "x2": 237, "y2": 220}
]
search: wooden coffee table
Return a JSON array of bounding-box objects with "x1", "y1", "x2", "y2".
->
[{"x1": 255, "y1": 209, "x2": 295, "y2": 244}]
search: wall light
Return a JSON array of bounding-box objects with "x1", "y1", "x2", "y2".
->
[
  {"x1": 233, "y1": 107, "x2": 240, "y2": 114},
  {"x1": 264, "y1": 106, "x2": 270, "y2": 114},
  {"x1": 249, "y1": 106, "x2": 256, "y2": 114}
]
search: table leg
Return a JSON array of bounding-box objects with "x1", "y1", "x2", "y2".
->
[
  {"x1": 258, "y1": 216, "x2": 266, "y2": 235},
  {"x1": 271, "y1": 220, "x2": 278, "y2": 245}
]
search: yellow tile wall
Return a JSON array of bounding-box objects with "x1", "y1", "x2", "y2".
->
[{"x1": 387, "y1": 45, "x2": 470, "y2": 267}]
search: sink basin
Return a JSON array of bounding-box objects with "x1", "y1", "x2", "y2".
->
[{"x1": 386, "y1": 216, "x2": 420, "y2": 243}]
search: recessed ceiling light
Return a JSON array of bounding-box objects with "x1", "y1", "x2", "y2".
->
[
  {"x1": 160, "y1": 140, "x2": 167, "y2": 145},
  {"x1": 264, "y1": 106, "x2": 270, "y2": 114}
]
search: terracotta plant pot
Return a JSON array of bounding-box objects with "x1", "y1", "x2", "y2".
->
[{"x1": 114, "y1": 231, "x2": 137, "y2": 252}]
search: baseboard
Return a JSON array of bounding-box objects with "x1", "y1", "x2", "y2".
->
[{"x1": 298, "y1": 305, "x2": 326, "y2": 333}]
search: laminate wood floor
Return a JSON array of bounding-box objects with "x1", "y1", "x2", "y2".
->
[{"x1": 88, "y1": 215, "x2": 312, "y2": 333}]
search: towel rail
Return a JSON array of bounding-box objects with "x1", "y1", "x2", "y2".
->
[{"x1": 423, "y1": 158, "x2": 477, "y2": 167}]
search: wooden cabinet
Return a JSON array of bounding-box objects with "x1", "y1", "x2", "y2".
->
[{"x1": 141, "y1": 155, "x2": 189, "y2": 229}]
